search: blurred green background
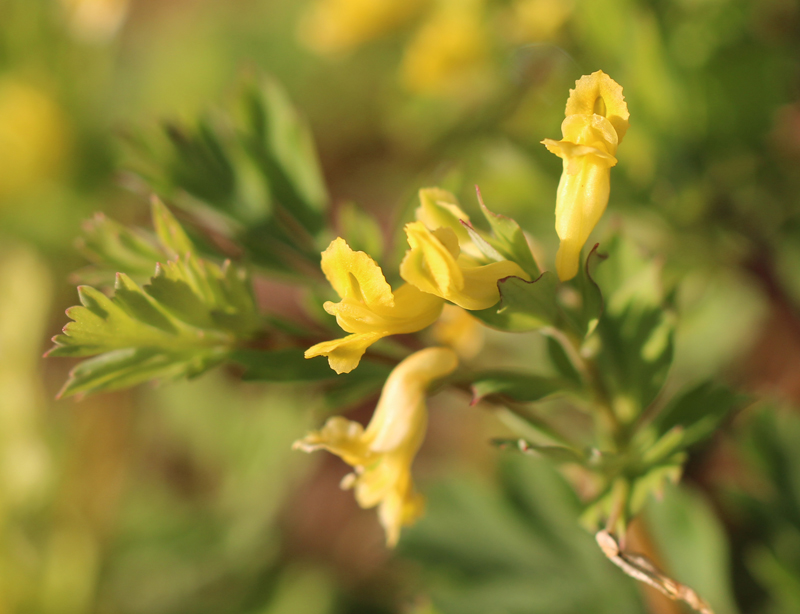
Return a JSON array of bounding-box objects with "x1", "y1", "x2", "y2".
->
[{"x1": 3, "y1": 0, "x2": 800, "y2": 612}]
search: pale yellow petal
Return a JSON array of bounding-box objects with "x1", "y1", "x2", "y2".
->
[
  {"x1": 365, "y1": 347, "x2": 458, "y2": 451},
  {"x1": 292, "y1": 416, "x2": 371, "y2": 466},
  {"x1": 564, "y1": 70, "x2": 629, "y2": 143},
  {"x1": 320, "y1": 238, "x2": 394, "y2": 308},
  {"x1": 305, "y1": 331, "x2": 386, "y2": 373},
  {"x1": 400, "y1": 222, "x2": 465, "y2": 298}
]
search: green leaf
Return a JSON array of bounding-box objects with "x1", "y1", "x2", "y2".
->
[
  {"x1": 238, "y1": 76, "x2": 328, "y2": 235},
  {"x1": 470, "y1": 370, "x2": 571, "y2": 404},
  {"x1": 595, "y1": 303, "x2": 675, "y2": 422},
  {"x1": 472, "y1": 272, "x2": 562, "y2": 332},
  {"x1": 475, "y1": 187, "x2": 541, "y2": 279},
  {"x1": 646, "y1": 483, "x2": 741, "y2": 614},
  {"x1": 231, "y1": 348, "x2": 335, "y2": 382},
  {"x1": 151, "y1": 196, "x2": 195, "y2": 258},
  {"x1": 74, "y1": 213, "x2": 166, "y2": 285},
  {"x1": 492, "y1": 438, "x2": 587, "y2": 464},
  {"x1": 49, "y1": 209, "x2": 260, "y2": 397},
  {"x1": 652, "y1": 381, "x2": 744, "y2": 448},
  {"x1": 401, "y1": 457, "x2": 645, "y2": 614},
  {"x1": 561, "y1": 243, "x2": 607, "y2": 338},
  {"x1": 545, "y1": 334, "x2": 583, "y2": 386}
]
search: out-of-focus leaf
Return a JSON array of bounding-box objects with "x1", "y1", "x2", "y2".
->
[
  {"x1": 561, "y1": 244, "x2": 607, "y2": 338},
  {"x1": 238, "y1": 76, "x2": 327, "y2": 236},
  {"x1": 545, "y1": 334, "x2": 582, "y2": 386},
  {"x1": 470, "y1": 370, "x2": 571, "y2": 404},
  {"x1": 401, "y1": 456, "x2": 645, "y2": 614},
  {"x1": 646, "y1": 483, "x2": 741, "y2": 614},
  {"x1": 232, "y1": 348, "x2": 335, "y2": 382},
  {"x1": 336, "y1": 201, "x2": 384, "y2": 259},
  {"x1": 652, "y1": 381, "x2": 744, "y2": 448},
  {"x1": 48, "y1": 203, "x2": 260, "y2": 397},
  {"x1": 492, "y1": 438, "x2": 586, "y2": 464},
  {"x1": 472, "y1": 273, "x2": 562, "y2": 332}
]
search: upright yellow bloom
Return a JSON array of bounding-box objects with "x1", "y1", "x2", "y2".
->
[
  {"x1": 294, "y1": 347, "x2": 458, "y2": 546},
  {"x1": 0, "y1": 79, "x2": 68, "y2": 201},
  {"x1": 400, "y1": 222, "x2": 530, "y2": 310},
  {"x1": 542, "y1": 71, "x2": 629, "y2": 281},
  {"x1": 306, "y1": 238, "x2": 443, "y2": 374},
  {"x1": 298, "y1": 0, "x2": 428, "y2": 55},
  {"x1": 400, "y1": 0, "x2": 489, "y2": 96}
]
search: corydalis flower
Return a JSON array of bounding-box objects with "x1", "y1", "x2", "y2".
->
[
  {"x1": 305, "y1": 238, "x2": 443, "y2": 374},
  {"x1": 294, "y1": 347, "x2": 458, "y2": 546},
  {"x1": 542, "y1": 71, "x2": 629, "y2": 281},
  {"x1": 400, "y1": 221, "x2": 530, "y2": 311}
]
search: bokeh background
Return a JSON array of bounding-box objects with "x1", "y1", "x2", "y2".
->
[{"x1": 3, "y1": 0, "x2": 800, "y2": 612}]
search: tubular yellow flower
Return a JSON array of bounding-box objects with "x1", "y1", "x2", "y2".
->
[
  {"x1": 400, "y1": 0, "x2": 489, "y2": 96},
  {"x1": 306, "y1": 238, "x2": 444, "y2": 374},
  {"x1": 0, "y1": 79, "x2": 68, "y2": 201},
  {"x1": 542, "y1": 71, "x2": 629, "y2": 281},
  {"x1": 294, "y1": 347, "x2": 458, "y2": 547},
  {"x1": 400, "y1": 221, "x2": 530, "y2": 310},
  {"x1": 298, "y1": 0, "x2": 428, "y2": 55}
]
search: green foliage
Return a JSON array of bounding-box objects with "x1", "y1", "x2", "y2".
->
[
  {"x1": 472, "y1": 272, "x2": 561, "y2": 332},
  {"x1": 474, "y1": 188, "x2": 541, "y2": 280},
  {"x1": 470, "y1": 371, "x2": 573, "y2": 404},
  {"x1": 48, "y1": 201, "x2": 260, "y2": 397},
  {"x1": 124, "y1": 76, "x2": 329, "y2": 274},
  {"x1": 402, "y1": 457, "x2": 645, "y2": 614}
]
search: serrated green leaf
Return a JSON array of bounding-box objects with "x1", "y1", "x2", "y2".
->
[
  {"x1": 151, "y1": 196, "x2": 195, "y2": 258},
  {"x1": 475, "y1": 187, "x2": 541, "y2": 279},
  {"x1": 471, "y1": 371, "x2": 570, "y2": 404},
  {"x1": 472, "y1": 272, "x2": 562, "y2": 332},
  {"x1": 75, "y1": 213, "x2": 165, "y2": 285},
  {"x1": 50, "y1": 212, "x2": 260, "y2": 396}
]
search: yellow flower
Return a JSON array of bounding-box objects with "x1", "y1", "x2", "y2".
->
[
  {"x1": 306, "y1": 238, "x2": 443, "y2": 374},
  {"x1": 400, "y1": 0, "x2": 489, "y2": 96},
  {"x1": 506, "y1": 0, "x2": 574, "y2": 43},
  {"x1": 0, "y1": 79, "x2": 68, "y2": 201},
  {"x1": 400, "y1": 221, "x2": 530, "y2": 310},
  {"x1": 298, "y1": 0, "x2": 428, "y2": 55},
  {"x1": 294, "y1": 347, "x2": 458, "y2": 546},
  {"x1": 542, "y1": 71, "x2": 629, "y2": 281}
]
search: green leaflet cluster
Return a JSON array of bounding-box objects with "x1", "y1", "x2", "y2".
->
[{"x1": 48, "y1": 200, "x2": 260, "y2": 398}]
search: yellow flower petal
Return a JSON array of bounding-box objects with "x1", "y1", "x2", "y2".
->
[
  {"x1": 401, "y1": 222, "x2": 530, "y2": 310},
  {"x1": 321, "y1": 237, "x2": 394, "y2": 309},
  {"x1": 294, "y1": 347, "x2": 459, "y2": 547},
  {"x1": 416, "y1": 187, "x2": 472, "y2": 244},
  {"x1": 431, "y1": 304, "x2": 485, "y2": 359},
  {"x1": 305, "y1": 331, "x2": 386, "y2": 374},
  {"x1": 310, "y1": 238, "x2": 444, "y2": 372},
  {"x1": 564, "y1": 70, "x2": 630, "y2": 143}
]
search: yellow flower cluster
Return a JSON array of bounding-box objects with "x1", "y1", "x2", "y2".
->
[
  {"x1": 542, "y1": 71, "x2": 629, "y2": 281},
  {"x1": 305, "y1": 187, "x2": 526, "y2": 374},
  {"x1": 297, "y1": 73, "x2": 627, "y2": 547},
  {"x1": 298, "y1": 0, "x2": 574, "y2": 96}
]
